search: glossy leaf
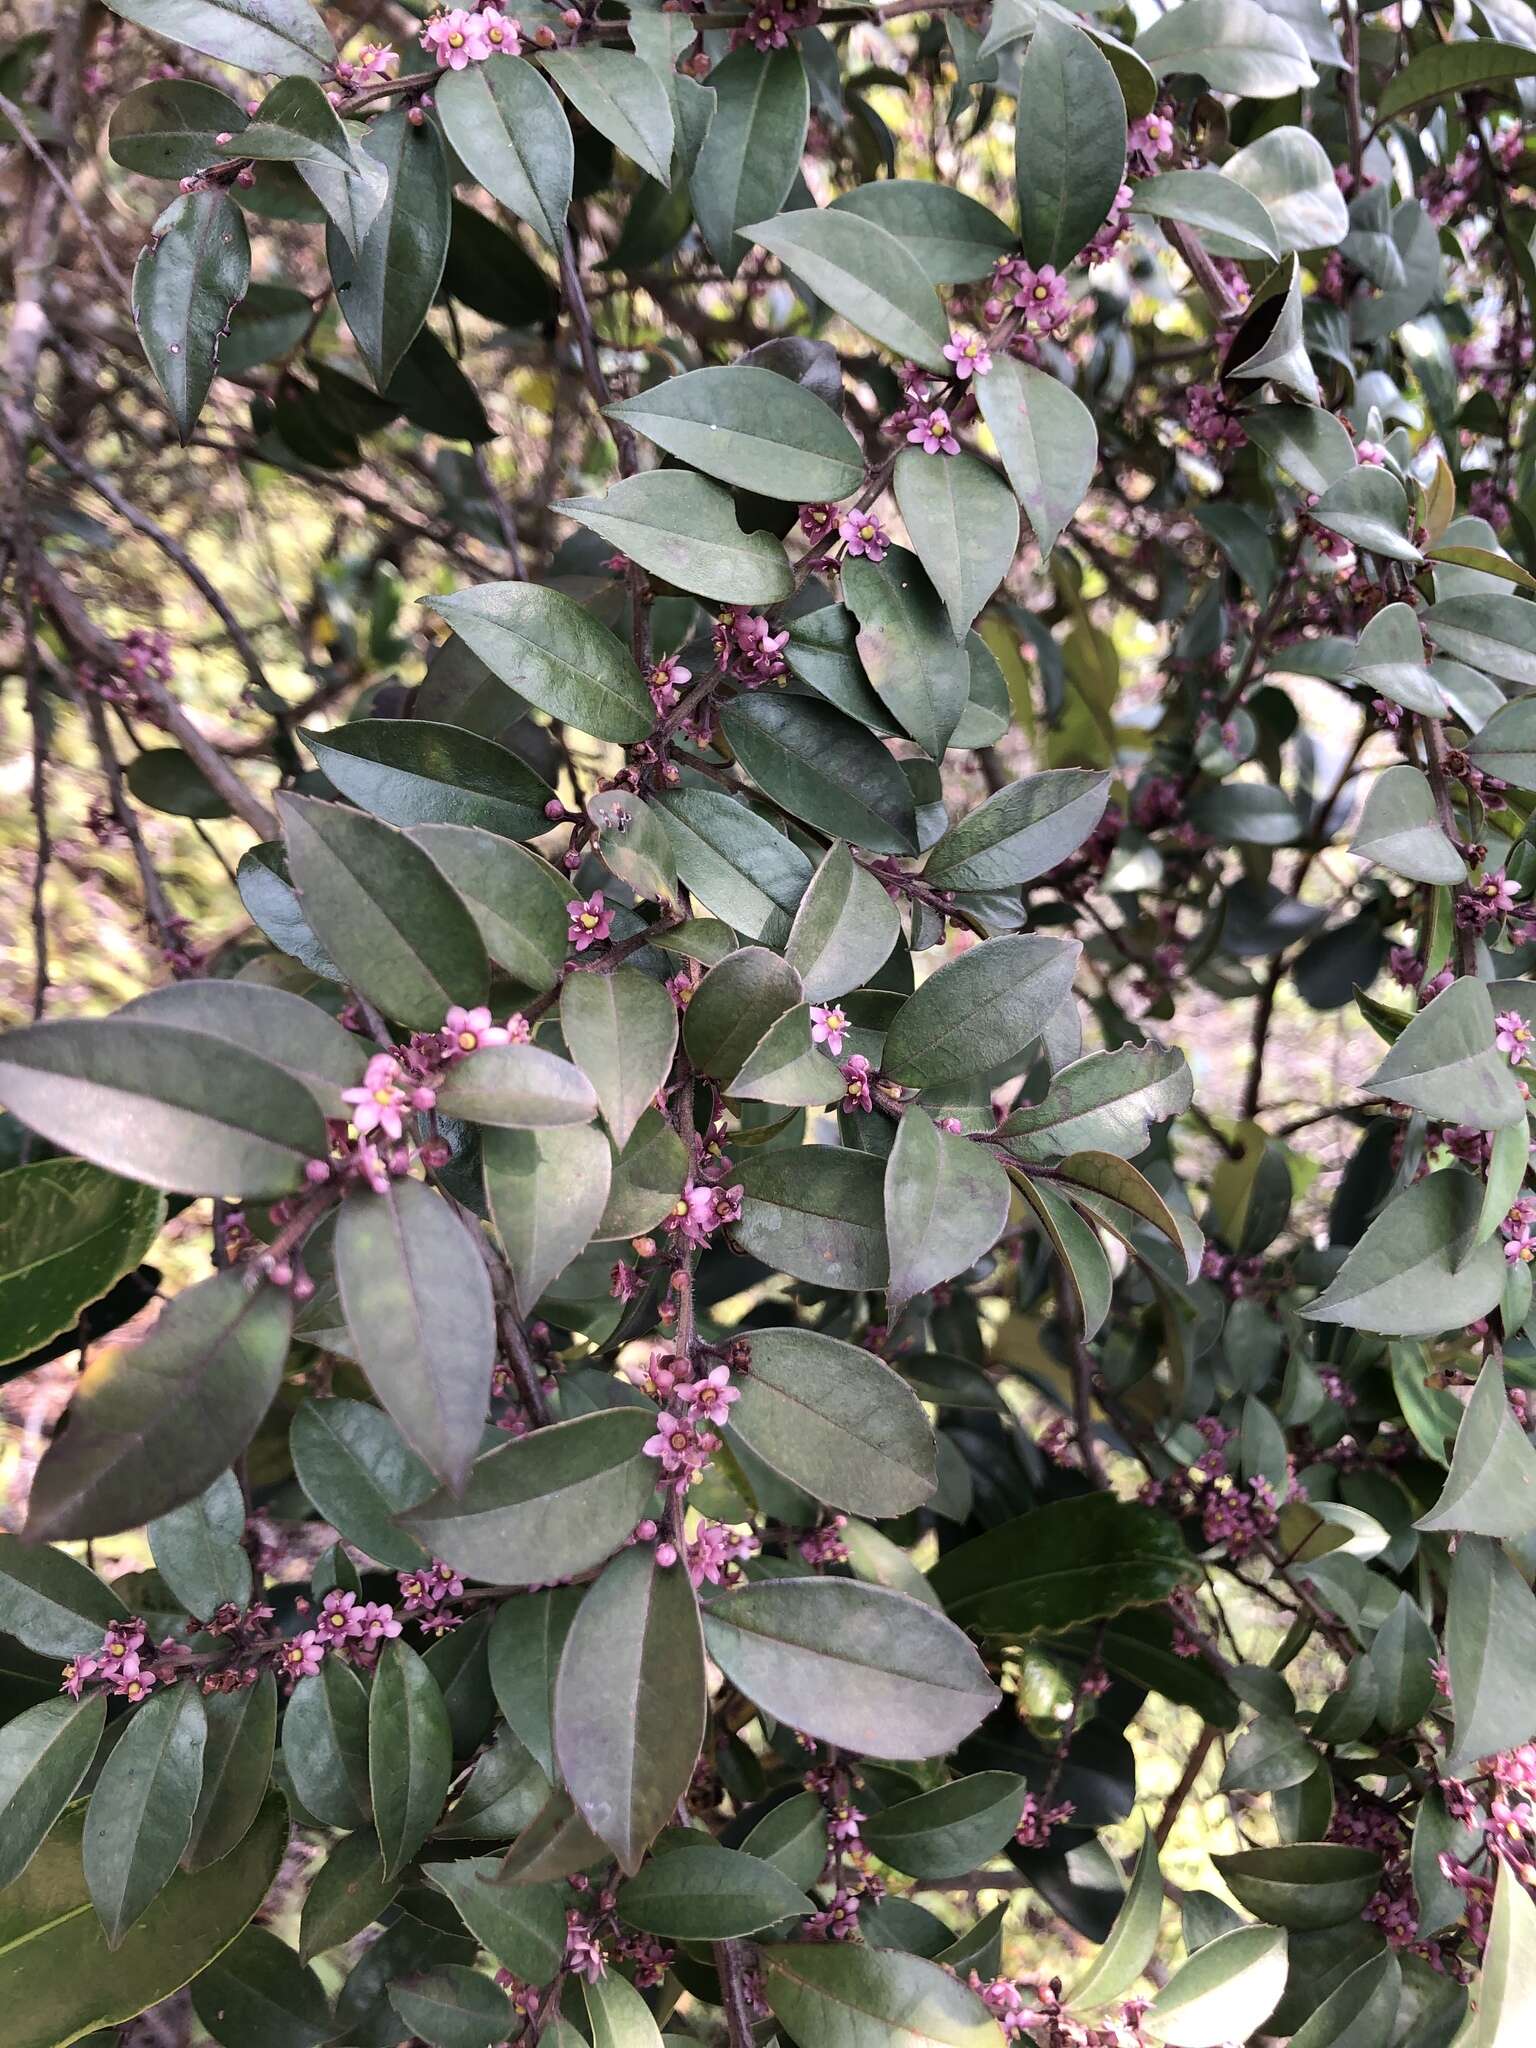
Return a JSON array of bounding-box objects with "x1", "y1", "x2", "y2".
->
[
  {"x1": 734, "y1": 1143, "x2": 889, "y2": 1290},
  {"x1": 843, "y1": 548, "x2": 970, "y2": 759},
  {"x1": 561, "y1": 968, "x2": 677, "y2": 1150},
  {"x1": 370, "y1": 1640, "x2": 454, "y2": 1877},
  {"x1": 759, "y1": 1941, "x2": 1005, "y2": 2048},
  {"x1": 132, "y1": 188, "x2": 249, "y2": 439},
  {"x1": 0, "y1": 1694, "x2": 107, "y2": 1891},
  {"x1": 1016, "y1": 18, "x2": 1126, "y2": 272},
  {"x1": 744, "y1": 207, "x2": 952, "y2": 371},
  {"x1": 326, "y1": 113, "x2": 451, "y2": 389},
  {"x1": 290, "y1": 1397, "x2": 434, "y2": 1570},
  {"x1": 0, "y1": 1158, "x2": 162, "y2": 1368},
  {"x1": 930, "y1": 1494, "x2": 1195, "y2": 1636},
  {"x1": 785, "y1": 841, "x2": 903, "y2": 1001},
  {"x1": 691, "y1": 47, "x2": 808, "y2": 274},
  {"x1": 485, "y1": 1123, "x2": 613, "y2": 1315},
  {"x1": 881, "y1": 935, "x2": 1081, "y2": 1089},
  {"x1": 977, "y1": 357, "x2": 1097, "y2": 557},
  {"x1": 436, "y1": 55, "x2": 572, "y2": 250},
  {"x1": 84, "y1": 1681, "x2": 208, "y2": 1945},
  {"x1": 433, "y1": 585, "x2": 654, "y2": 743},
  {"x1": 723, "y1": 691, "x2": 919, "y2": 855},
  {"x1": 925, "y1": 770, "x2": 1111, "y2": 892},
  {"x1": 303, "y1": 719, "x2": 555, "y2": 843}
]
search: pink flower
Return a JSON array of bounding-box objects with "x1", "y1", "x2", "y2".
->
[
  {"x1": 1506, "y1": 1228, "x2": 1536, "y2": 1265},
  {"x1": 799, "y1": 502, "x2": 836, "y2": 544},
  {"x1": 642, "y1": 1413, "x2": 719, "y2": 1485},
  {"x1": 358, "y1": 1601, "x2": 403, "y2": 1644},
  {"x1": 567, "y1": 891, "x2": 613, "y2": 951},
  {"x1": 838, "y1": 509, "x2": 888, "y2": 561},
  {"x1": 810, "y1": 1003, "x2": 849, "y2": 1056},
  {"x1": 943, "y1": 330, "x2": 992, "y2": 378},
  {"x1": 683, "y1": 1363, "x2": 739, "y2": 1426},
  {"x1": 353, "y1": 40, "x2": 400, "y2": 76},
  {"x1": 841, "y1": 1052, "x2": 873, "y2": 1112},
  {"x1": 343, "y1": 1053, "x2": 409, "y2": 1140},
  {"x1": 423, "y1": 7, "x2": 489, "y2": 65},
  {"x1": 279, "y1": 1630, "x2": 326, "y2": 1680},
  {"x1": 565, "y1": 1911, "x2": 606, "y2": 1982},
  {"x1": 443, "y1": 1004, "x2": 510, "y2": 1054},
  {"x1": 1496, "y1": 1009, "x2": 1533, "y2": 1063},
  {"x1": 648, "y1": 653, "x2": 691, "y2": 715},
  {"x1": 669, "y1": 1179, "x2": 744, "y2": 1248},
  {"x1": 1010, "y1": 262, "x2": 1071, "y2": 334},
  {"x1": 478, "y1": 5, "x2": 522, "y2": 52},
  {"x1": 1128, "y1": 109, "x2": 1175, "y2": 167},
  {"x1": 317, "y1": 1589, "x2": 366, "y2": 1642},
  {"x1": 905, "y1": 407, "x2": 960, "y2": 456},
  {"x1": 1479, "y1": 869, "x2": 1521, "y2": 915}
]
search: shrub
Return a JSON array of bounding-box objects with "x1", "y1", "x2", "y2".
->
[{"x1": 4, "y1": 0, "x2": 1536, "y2": 2041}]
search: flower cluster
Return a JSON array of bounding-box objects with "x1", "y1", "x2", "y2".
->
[
  {"x1": 636, "y1": 1345, "x2": 742, "y2": 1489},
  {"x1": 63, "y1": 1618, "x2": 187, "y2": 1703},
  {"x1": 397, "y1": 1557, "x2": 468, "y2": 1633},
  {"x1": 713, "y1": 607, "x2": 790, "y2": 688},
  {"x1": 729, "y1": 0, "x2": 816, "y2": 50},
  {"x1": 656, "y1": 1516, "x2": 760, "y2": 1588},
  {"x1": 420, "y1": 5, "x2": 523, "y2": 68}
]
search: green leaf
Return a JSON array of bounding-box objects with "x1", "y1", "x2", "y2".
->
[
  {"x1": 336, "y1": 1179, "x2": 496, "y2": 1494},
  {"x1": 1220, "y1": 1716, "x2": 1315, "y2": 1794},
  {"x1": 238, "y1": 75, "x2": 357, "y2": 171},
  {"x1": 489, "y1": 1589, "x2": 583, "y2": 1782},
  {"x1": 1417, "y1": 1358, "x2": 1536, "y2": 1538},
  {"x1": 996, "y1": 1043, "x2": 1192, "y2": 1161},
  {"x1": 84, "y1": 1682, "x2": 207, "y2": 1945},
  {"x1": 434, "y1": 1042, "x2": 599, "y2": 1129},
  {"x1": 485, "y1": 1124, "x2": 612, "y2": 1316},
  {"x1": 0, "y1": 1015, "x2": 325, "y2": 1201},
  {"x1": 291, "y1": 1397, "x2": 434, "y2": 1570},
  {"x1": 701, "y1": 1577, "x2": 997, "y2": 1758},
  {"x1": 1425, "y1": 594, "x2": 1536, "y2": 688},
  {"x1": 285, "y1": 1661, "x2": 371, "y2": 1830},
  {"x1": 0, "y1": 1159, "x2": 162, "y2": 1368},
  {"x1": 1310, "y1": 466, "x2": 1421, "y2": 565},
  {"x1": 410, "y1": 828, "x2": 571, "y2": 991},
  {"x1": 585, "y1": 1968, "x2": 665, "y2": 2048},
  {"x1": 925, "y1": 770, "x2": 1110, "y2": 892},
  {"x1": 586, "y1": 788, "x2": 679, "y2": 904},
  {"x1": 829, "y1": 180, "x2": 1015, "y2": 285},
  {"x1": 540, "y1": 48, "x2": 673, "y2": 186},
  {"x1": 0, "y1": 1793, "x2": 288, "y2": 2048},
  {"x1": 861, "y1": 1773, "x2": 1026, "y2": 1881},
  {"x1": 186, "y1": 1674, "x2": 277, "y2": 1872},
  {"x1": 842, "y1": 548, "x2": 970, "y2": 759},
  {"x1": 1017, "y1": 1175, "x2": 1113, "y2": 1341},
  {"x1": 1349, "y1": 764, "x2": 1466, "y2": 884},
  {"x1": 1220, "y1": 126, "x2": 1348, "y2": 253},
  {"x1": 599, "y1": 1109, "x2": 689, "y2": 1241},
  {"x1": 369, "y1": 1640, "x2": 454, "y2": 1878},
  {"x1": 1368, "y1": 977, "x2": 1526, "y2": 1131},
  {"x1": 734, "y1": 1143, "x2": 889, "y2": 1290},
  {"x1": 0, "y1": 1535, "x2": 128, "y2": 1657},
  {"x1": 400, "y1": 1410, "x2": 659, "y2": 1585},
  {"x1": 326, "y1": 113, "x2": 450, "y2": 388},
  {"x1": 759, "y1": 1942, "x2": 1005, "y2": 2048},
  {"x1": 1342, "y1": 602, "x2": 1445, "y2": 717},
  {"x1": 436, "y1": 55, "x2": 571, "y2": 251},
  {"x1": 893, "y1": 449, "x2": 1019, "y2": 642},
  {"x1": 654, "y1": 787, "x2": 814, "y2": 943},
  {"x1": 885, "y1": 1111, "x2": 1011, "y2": 1314},
  {"x1": 122, "y1": 981, "x2": 367, "y2": 1120},
  {"x1": 930, "y1": 1494, "x2": 1194, "y2": 1636},
  {"x1": 729, "y1": 1324, "x2": 935, "y2": 1515},
  {"x1": 690, "y1": 47, "x2": 808, "y2": 274},
  {"x1": 785, "y1": 841, "x2": 903, "y2": 1001},
  {"x1": 554, "y1": 1543, "x2": 705, "y2": 1872},
  {"x1": 424, "y1": 1856, "x2": 566, "y2": 1981},
  {"x1": 730, "y1": 1004, "x2": 846, "y2": 1106},
  {"x1": 1377, "y1": 37, "x2": 1536, "y2": 123},
  {"x1": 1135, "y1": 0, "x2": 1317, "y2": 94},
  {"x1": 236, "y1": 842, "x2": 341, "y2": 980},
  {"x1": 1142, "y1": 1925, "x2": 1288, "y2": 2046},
  {"x1": 1467, "y1": 695, "x2": 1536, "y2": 785},
  {"x1": 1446, "y1": 1534, "x2": 1536, "y2": 1772},
  {"x1": 100, "y1": 0, "x2": 333, "y2": 76},
  {"x1": 132, "y1": 187, "x2": 248, "y2": 440},
  {"x1": 1187, "y1": 781, "x2": 1301, "y2": 846},
  {"x1": 108, "y1": 78, "x2": 248, "y2": 180},
  {"x1": 1212, "y1": 1845, "x2": 1380, "y2": 1931},
  {"x1": 303, "y1": 719, "x2": 555, "y2": 843},
  {"x1": 1016, "y1": 18, "x2": 1126, "y2": 270},
  {"x1": 1131, "y1": 168, "x2": 1280, "y2": 261},
  {"x1": 1303, "y1": 1169, "x2": 1507, "y2": 1338},
  {"x1": 0, "y1": 1694, "x2": 106, "y2": 1891},
  {"x1": 190, "y1": 1924, "x2": 335, "y2": 2048},
  {"x1": 618, "y1": 1841, "x2": 811, "y2": 1937},
  {"x1": 1069, "y1": 1823, "x2": 1162, "y2": 2011},
  {"x1": 561, "y1": 968, "x2": 678, "y2": 1151},
  {"x1": 722, "y1": 691, "x2": 919, "y2": 855},
  {"x1": 614, "y1": 364, "x2": 868, "y2": 503},
  {"x1": 279, "y1": 792, "x2": 488, "y2": 1030},
  {"x1": 432, "y1": 585, "x2": 653, "y2": 744},
  {"x1": 1473, "y1": 1858, "x2": 1536, "y2": 2046},
  {"x1": 684, "y1": 947, "x2": 804, "y2": 1080},
  {"x1": 976, "y1": 357, "x2": 1097, "y2": 558},
  {"x1": 148, "y1": 1470, "x2": 252, "y2": 1617},
  {"x1": 298, "y1": 1828, "x2": 398, "y2": 1963},
  {"x1": 25, "y1": 1270, "x2": 291, "y2": 1540},
  {"x1": 1368, "y1": 1591, "x2": 1438, "y2": 1737},
  {"x1": 1286, "y1": 1951, "x2": 1400, "y2": 2048},
  {"x1": 1244, "y1": 403, "x2": 1357, "y2": 495},
  {"x1": 557, "y1": 472, "x2": 792, "y2": 606},
  {"x1": 881, "y1": 935, "x2": 1081, "y2": 1089},
  {"x1": 391, "y1": 1965, "x2": 516, "y2": 2048},
  {"x1": 743, "y1": 208, "x2": 952, "y2": 372}
]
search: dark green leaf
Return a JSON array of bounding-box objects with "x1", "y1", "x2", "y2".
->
[
  {"x1": 1446, "y1": 1534, "x2": 1536, "y2": 1772},
  {"x1": 760, "y1": 1941, "x2": 1002, "y2": 2048},
  {"x1": 84, "y1": 1682, "x2": 207, "y2": 1945},
  {"x1": 701, "y1": 1577, "x2": 997, "y2": 1758},
  {"x1": 100, "y1": 0, "x2": 333, "y2": 76},
  {"x1": 147, "y1": 1470, "x2": 252, "y2": 1617},
  {"x1": 655, "y1": 787, "x2": 815, "y2": 942},
  {"x1": 685, "y1": 947, "x2": 804, "y2": 1080},
  {"x1": 410, "y1": 828, "x2": 571, "y2": 992},
  {"x1": 0, "y1": 1159, "x2": 162, "y2": 1368},
  {"x1": 557, "y1": 472, "x2": 793, "y2": 606},
  {"x1": 861, "y1": 1772, "x2": 1026, "y2": 1880},
  {"x1": 190, "y1": 1924, "x2": 335, "y2": 2048},
  {"x1": 431, "y1": 586, "x2": 654, "y2": 744},
  {"x1": 743, "y1": 208, "x2": 951, "y2": 371},
  {"x1": 436, "y1": 55, "x2": 572, "y2": 250},
  {"x1": 1016, "y1": 18, "x2": 1126, "y2": 270},
  {"x1": 1377, "y1": 37, "x2": 1536, "y2": 123},
  {"x1": 893, "y1": 449, "x2": 1019, "y2": 643},
  {"x1": 186, "y1": 1674, "x2": 277, "y2": 1871},
  {"x1": 400, "y1": 1410, "x2": 659, "y2": 1585},
  {"x1": 489, "y1": 1588, "x2": 583, "y2": 1782},
  {"x1": 734, "y1": 1143, "x2": 889, "y2": 1290},
  {"x1": 1303, "y1": 1169, "x2": 1507, "y2": 1338},
  {"x1": 829, "y1": 180, "x2": 1015, "y2": 285},
  {"x1": 618, "y1": 1841, "x2": 811, "y2": 1938},
  {"x1": 391, "y1": 1964, "x2": 515, "y2": 2048},
  {"x1": 885, "y1": 1111, "x2": 1010, "y2": 1314},
  {"x1": 291, "y1": 1397, "x2": 434, "y2": 1570},
  {"x1": 561, "y1": 968, "x2": 678, "y2": 1150},
  {"x1": 299, "y1": 1828, "x2": 399, "y2": 1962},
  {"x1": 433, "y1": 1043, "x2": 599, "y2": 1129},
  {"x1": 0, "y1": 1694, "x2": 106, "y2": 1890},
  {"x1": 925, "y1": 770, "x2": 1110, "y2": 893},
  {"x1": 1416, "y1": 1357, "x2": 1536, "y2": 1538},
  {"x1": 133, "y1": 189, "x2": 249, "y2": 440},
  {"x1": 1213, "y1": 1845, "x2": 1381, "y2": 1931},
  {"x1": 930, "y1": 1495, "x2": 1196, "y2": 1636},
  {"x1": 691, "y1": 48, "x2": 808, "y2": 275},
  {"x1": 335, "y1": 1178, "x2": 496, "y2": 1494},
  {"x1": 722, "y1": 691, "x2": 918, "y2": 855},
  {"x1": 540, "y1": 47, "x2": 673, "y2": 186},
  {"x1": 424, "y1": 1857, "x2": 566, "y2": 1981},
  {"x1": 303, "y1": 720, "x2": 555, "y2": 843},
  {"x1": 370, "y1": 1640, "x2": 454, "y2": 1878},
  {"x1": 485, "y1": 1125, "x2": 612, "y2": 1316},
  {"x1": 881, "y1": 935, "x2": 1081, "y2": 1089},
  {"x1": 976, "y1": 357, "x2": 1097, "y2": 558},
  {"x1": 842, "y1": 549, "x2": 970, "y2": 760},
  {"x1": 784, "y1": 841, "x2": 902, "y2": 1001},
  {"x1": 25, "y1": 1270, "x2": 292, "y2": 1540},
  {"x1": 108, "y1": 79, "x2": 248, "y2": 180},
  {"x1": 285, "y1": 1660, "x2": 371, "y2": 1830},
  {"x1": 0, "y1": 1534, "x2": 128, "y2": 1656},
  {"x1": 327, "y1": 113, "x2": 450, "y2": 389},
  {"x1": 1368, "y1": 975, "x2": 1525, "y2": 1131}
]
